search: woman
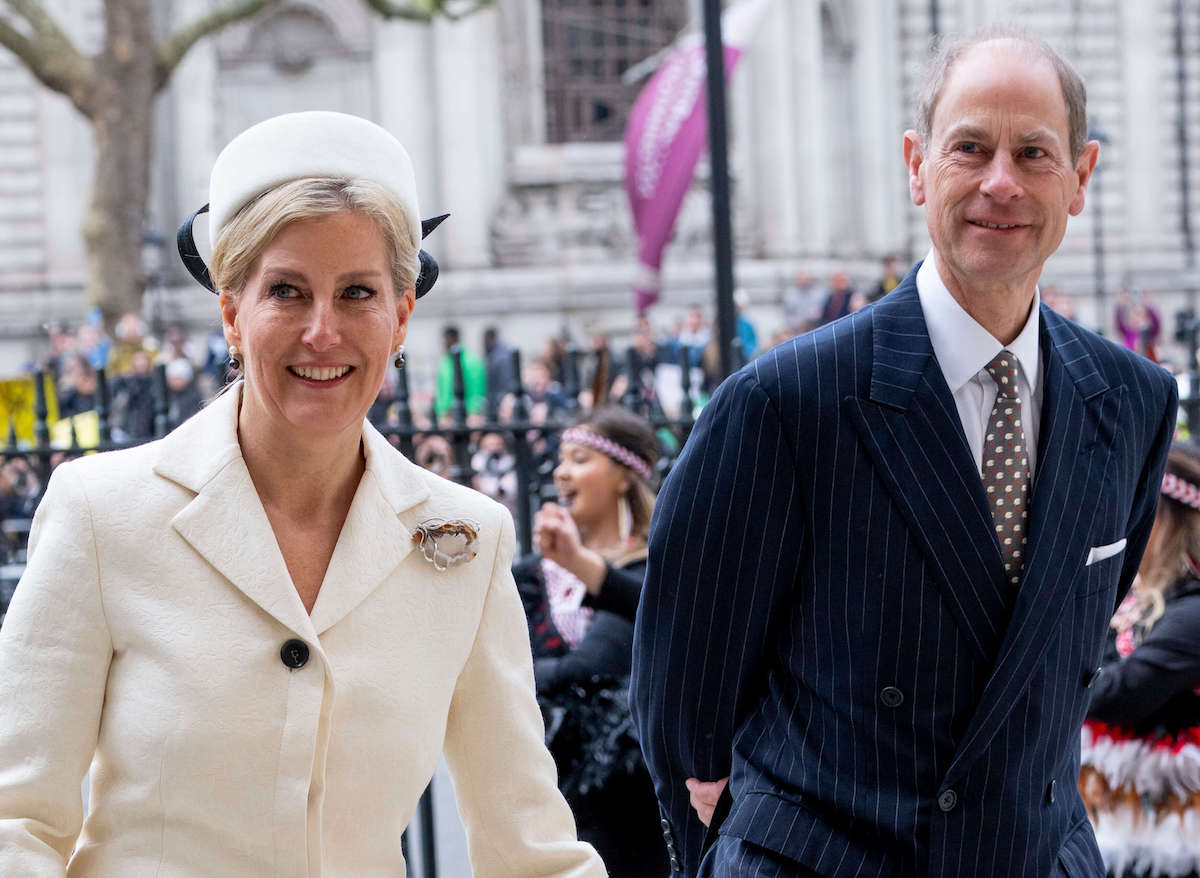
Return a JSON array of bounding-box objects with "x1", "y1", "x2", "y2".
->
[
  {"x1": 1081, "y1": 441, "x2": 1200, "y2": 878},
  {"x1": 515, "y1": 406, "x2": 669, "y2": 878},
  {"x1": 0, "y1": 112, "x2": 604, "y2": 877}
]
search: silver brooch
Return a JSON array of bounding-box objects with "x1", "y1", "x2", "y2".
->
[{"x1": 412, "y1": 518, "x2": 480, "y2": 570}]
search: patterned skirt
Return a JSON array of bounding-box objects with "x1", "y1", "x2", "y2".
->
[{"x1": 1081, "y1": 720, "x2": 1200, "y2": 878}]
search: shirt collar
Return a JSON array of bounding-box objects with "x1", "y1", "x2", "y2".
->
[{"x1": 916, "y1": 250, "x2": 1041, "y2": 394}]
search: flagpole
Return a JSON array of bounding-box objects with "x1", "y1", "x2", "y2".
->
[{"x1": 703, "y1": 0, "x2": 739, "y2": 378}]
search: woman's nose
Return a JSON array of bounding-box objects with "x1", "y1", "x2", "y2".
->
[{"x1": 302, "y1": 299, "x2": 341, "y2": 349}]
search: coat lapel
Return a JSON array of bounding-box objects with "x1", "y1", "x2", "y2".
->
[
  {"x1": 941, "y1": 308, "x2": 1120, "y2": 786},
  {"x1": 307, "y1": 422, "x2": 430, "y2": 634},
  {"x1": 154, "y1": 387, "x2": 432, "y2": 638},
  {"x1": 155, "y1": 386, "x2": 316, "y2": 639},
  {"x1": 845, "y1": 279, "x2": 1010, "y2": 662}
]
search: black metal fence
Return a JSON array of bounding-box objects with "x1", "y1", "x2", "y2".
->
[
  {"x1": 2, "y1": 343, "x2": 699, "y2": 563},
  {"x1": 0, "y1": 342, "x2": 701, "y2": 878}
]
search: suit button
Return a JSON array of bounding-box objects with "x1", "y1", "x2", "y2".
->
[
  {"x1": 937, "y1": 789, "x2": 957, "y2": 812},
  {"x1": 880, "y1": 686, "x2": 905, "y2": 708},
  {"x1": 660, "y1": 818, "x2": 670, "y2": 831},
  {"x1": 1047, "y1": 780, "x2": 1057, "y2": 803},
  {"x1": 280, "y1": 639, "x2": 309, "y2": 669},
  {"x1": 669, "y1": 854, "x2": 682, "y2": 871},
  {"x1": 1085, "y1": 666, "x2": 1103, "y2": 688}
]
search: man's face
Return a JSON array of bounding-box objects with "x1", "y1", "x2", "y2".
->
[{"x1": 904, "y1": 40, "x2": 1098, "y2": 302}]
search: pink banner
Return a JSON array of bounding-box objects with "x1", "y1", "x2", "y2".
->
[{"x1": 623, "y1": 0, "x2": 770, "y2": 314}]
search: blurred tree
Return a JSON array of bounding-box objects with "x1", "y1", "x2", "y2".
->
[{"x1": 0, "y1": 0, "x2": 491, "y2": 329}]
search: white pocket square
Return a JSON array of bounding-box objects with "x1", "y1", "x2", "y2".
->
[{"x1": 1086, "y1": 539, "x2": 1127, "y2": 566}]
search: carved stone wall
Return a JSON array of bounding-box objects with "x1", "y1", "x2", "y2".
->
[
  {"x1": 213, "y1": 1, "x2": 374, "y2": 142},
  {"x1": 1, "y1": 0, "x2": 1199, "y2": 373}
]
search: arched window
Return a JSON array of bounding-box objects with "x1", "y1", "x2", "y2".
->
[{"x1": 541, "y1": 0, "x2": 689, "y2": 143}]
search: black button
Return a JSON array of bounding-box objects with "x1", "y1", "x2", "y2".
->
[
  {"x1": 660, "y1": 818, "x2": 670, "y2": 831},
  {"x1": 280, "y1": 639, "x2": 309, "y2": 669},
  {"x1": 1047, "y1": 779, "x2": 1057, "y2": 803},
  {"x1": 670, "y1": 855, "x2": 682, "y2": 871},
  {"x1": 666, "y1": 842, "x2": 678, "y2": 858},
  {"x1": 1085, "y1": 666, "x2": 1103, "y2": 688},
  {"x1": 880, "y1": 686, "x2": 905, "y2": 708},
  {"x1": 937, "y1": 789, "x2": 957, "y2": 812}
]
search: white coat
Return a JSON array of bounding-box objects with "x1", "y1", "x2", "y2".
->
[{"x1": 0, "y1": 384, "x2": 606, "y2": 877}]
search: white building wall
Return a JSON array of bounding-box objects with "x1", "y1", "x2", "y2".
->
[{"x1": 1, "y1": 0, "x2": 1200, "y2": 374}]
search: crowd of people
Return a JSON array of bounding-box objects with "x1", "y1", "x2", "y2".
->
[
  {"x1": 26, "y1": 310, "x2": 215, "y2": 444},
  {"x1": 1, "y1": 24, "x2": 1199, "y2": 878}
]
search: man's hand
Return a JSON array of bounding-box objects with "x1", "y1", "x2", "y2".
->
[{"x1": 685, "y1": 777, "x2": 729, "y2": 827}]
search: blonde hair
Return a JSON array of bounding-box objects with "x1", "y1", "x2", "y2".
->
[
  {"x1": 210, "y1": 177, "x2": 420, "y2": 297},
  {"x1": 1131, "y1": 443, "x2": 1200, "y2": 632}
]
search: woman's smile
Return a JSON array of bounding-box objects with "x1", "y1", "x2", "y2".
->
[{"x1": 222, "y1": 209, "x2": 412, "y2": 440}]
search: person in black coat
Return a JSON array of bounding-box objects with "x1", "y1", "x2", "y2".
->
[
  {"x1": 1082, "y1": 441, "x2": 1200, "y2": 878},
  {"x1": 513, "y1": 406, "x2": 667, "y2": 878}
]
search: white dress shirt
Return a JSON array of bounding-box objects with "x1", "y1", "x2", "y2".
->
[{"x1": 916, "y1": 252, "x2": 1043, "y2": 477}]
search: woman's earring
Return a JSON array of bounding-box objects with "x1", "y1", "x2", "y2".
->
[
  {"x1": 618, "y1": 495, "x2": 633, "y2": 547},
  {"x1": 394, "y1": 345, "x2": 406, "y2": 369},
  {"x1": 228, "y1": 345, "x2": 242, "y2": 371}
]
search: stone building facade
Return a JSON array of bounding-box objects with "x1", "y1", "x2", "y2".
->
[{"x1": 1, "y1": 0, "x2": 1198, "y2": 377}]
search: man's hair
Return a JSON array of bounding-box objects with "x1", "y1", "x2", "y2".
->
[
  {"x1": 916, "y1": 25, "x2": 1088, "y2": 163},
  {"x1": 211, "y1": 177, "x2": 419, "y2": 297}
]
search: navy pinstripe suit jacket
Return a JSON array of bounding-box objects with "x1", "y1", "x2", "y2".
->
[{"x1": 630, "y1": 269, "x2": 1177, "y2": 878}]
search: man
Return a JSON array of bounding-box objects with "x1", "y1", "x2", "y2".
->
[
  {"x1": 482, "y1": 325, "x2": 515, "y2": 417},
  {"x1": 783, "y1": 268, "x2": 822, "y2": 334},
  {"x1": 817, "y1": 270, "x2": 856, "y2": 326},
  {"x1": 870, "y1": 254, "x2": 905, "y2": 303},
  {"x1": 631, "y1": 27, "x2": 1176, "y2": 878},
  {"x1": 434, "y1": 324, "x2": 487, "y2": 419}
]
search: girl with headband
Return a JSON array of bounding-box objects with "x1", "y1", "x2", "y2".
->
[
  {"x1": 1081, "y1": 441, "x2": 1200, "y2": 878},
  {"x1": 0, "y1": 112, "x2": 604, "y2": 877},
  {"x1": 515, "y1": 405, "x2": 669, "y2": 876}
]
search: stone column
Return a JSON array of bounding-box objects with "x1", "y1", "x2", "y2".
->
[
  {"x1": 849, "y1": 0, "x2": 905, "y2": 257},
  {"x1": 373, "y1": 19, "x2": 438, "y2": 219},
  {"x1": 738, "y1": 0, "x2": 803, "y2": 258},
  {"x1": 793, "y1": 0, "x2": 830, "y2": 253},
  {"x1": 429, "y1": 9, "x2": 506, "y2": 268},
  {"x1": 1117, "y1": 1, "x2": 1167, "y2": 268},
  {"x1": 163, "y1": 0, "x2": 218, "y2": 248}
]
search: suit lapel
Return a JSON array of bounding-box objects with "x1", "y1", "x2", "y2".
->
[
  {"x1": 308, "y1": 422, "x2": 430, "y2": 634},
  {"x1": 942, "y1": 309, "x2": 1120, "y2": 786},
  {"x1": 845, "y1": 280, "x2": 1010, "y2": 662}
]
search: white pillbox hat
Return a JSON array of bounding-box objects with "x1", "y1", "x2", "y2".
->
[
  {"x1": 208, "y1": 110, "x2": 421, "y2": 245},
  {"x1": 178, "y1": 111, "x2": 445, "y2": 297}
]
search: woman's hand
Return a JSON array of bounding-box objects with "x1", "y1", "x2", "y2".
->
[
  {"x1": 534, "y1": 503, "x2": 605, "y2": 593},
  {"x1": 685, "y1": 777, "x2": 728, "y2": 827}
]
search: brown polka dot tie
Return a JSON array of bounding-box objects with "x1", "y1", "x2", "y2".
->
[{"x1": 982, "y1": 350, "x2": 1029, "y2": 589}]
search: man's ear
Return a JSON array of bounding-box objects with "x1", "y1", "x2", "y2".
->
[
  {"x1": 1068, "y1": 139, "x2": 1100, "y2": 217},
  {"x1": 903, "y1": 130, "x2": 926, "y2": 207}
]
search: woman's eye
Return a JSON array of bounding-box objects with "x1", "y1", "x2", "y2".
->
[
  {"x1": 344, "y1": 285, "x2": 376, "y2": 300},
  {"x1": 269, "y1": 283, "x2": 300, "y2": 299}
]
